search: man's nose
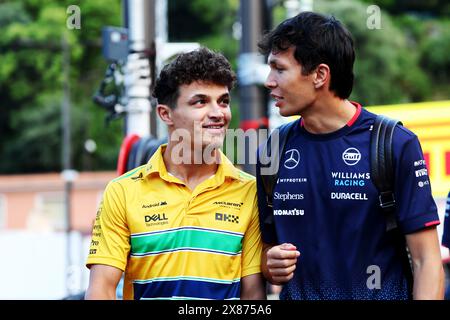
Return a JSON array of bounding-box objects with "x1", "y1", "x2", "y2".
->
[
  {"x1": 208, "y1": 102, "x2": 224, "y2": 118},
  {"x1": 264, "y1": 76, "x2": 276, "y2": 89}
]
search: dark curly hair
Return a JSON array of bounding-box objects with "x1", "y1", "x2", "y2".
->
[
  {"x1": 258, "y1": 11, "x2": 355, "y2": 99},
  {"x1": 152, "y1": 47, "x2": 236, "y2": 108}
]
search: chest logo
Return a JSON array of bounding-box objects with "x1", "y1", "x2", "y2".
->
[
  {"x1": 342, "y1": 148, "x2": 361, "y2": 166},
  {"x1": 215, "y1": 213, "x2": 239, "y2": 224},
  {"x1": 284, "y1": 149, "x2": 300, "y2": 169},
  {"x1": 145, "y1": 214, "x2": 168, "y2": 222}
]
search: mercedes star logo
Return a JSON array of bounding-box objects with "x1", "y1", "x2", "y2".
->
[{"x1": 284, "y1": 149, "x2": 300, "y2": 169}]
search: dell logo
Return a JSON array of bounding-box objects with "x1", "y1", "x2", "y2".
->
[{"x1": 145, "y1": 214, "x2": 168, "y2": 222}]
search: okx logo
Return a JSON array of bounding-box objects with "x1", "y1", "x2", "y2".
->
[{"x1": 215, "y1": 213, "x2": 239, "y2": 224}]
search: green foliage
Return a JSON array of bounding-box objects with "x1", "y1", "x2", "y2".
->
[
  {"x1": 0, "y1": 0, "x2": 122, "y2": 173},
  {"x1": 315, "y1": 0, "x2": 433, "y2": 105},
  {"x1": 168, "y1": 0, "x2": 238, "y2": 42},
  {"x1": 420, "y1": 20, "x2": 450, "y2": 82},
  {"x1": 167, "y1": 0, "x2": 243, "y2": 132},
  {"x1": 1, "y1": 0, "x2": 448, "y2": 173},
  {"x1": 358, "y1": 0, "x2": 450, "y2": 17}
]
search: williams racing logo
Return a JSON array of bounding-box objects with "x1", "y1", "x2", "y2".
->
[
  {"x1": 144, "y1": 213, "x2": 169, "y2": 227},
  {"x1": 215, "y1": 213, "x2": 239, "y2": 224}
]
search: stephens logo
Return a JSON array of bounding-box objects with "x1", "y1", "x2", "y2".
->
[
  {"x1": 342, "y1": 148, "x2": 361, "y2": 166},
  {"x1": 273, "y1": 192, "x2": 304, "y2": 201},
  {"x1": 215, "y1": 213, "x2": 239, "y2": 224}
]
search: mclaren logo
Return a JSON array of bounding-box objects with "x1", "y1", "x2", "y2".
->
[
  {"x1": 131, "y1": 172, "x2": 144, "y2": 181},
  {"x1": 213, "y1": 201, "x2": 243, "y2": 210},
  {"x1": 215, "y1": 213, "x2": 239, "y2": 224}
]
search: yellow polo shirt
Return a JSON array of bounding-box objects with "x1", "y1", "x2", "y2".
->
[{"x1": 86, "y1": 144, "x2": 262, "y2": 300}]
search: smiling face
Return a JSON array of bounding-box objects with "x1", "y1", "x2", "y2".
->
[
  {"x1": 159, "y1": 81, "x2": 231, "y2": 150},
  {"x1": 265, "y1": 46, "x2": 317, "y2": 117}
]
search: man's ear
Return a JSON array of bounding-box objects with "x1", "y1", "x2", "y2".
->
[
  {"x1": 156, "y1": 104, "x2": 174, "y2": 125},
  {"x1": 313, "y1": 63, "x2": 330, "y2": 89}
]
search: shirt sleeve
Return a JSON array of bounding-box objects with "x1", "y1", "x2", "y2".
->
[
  {"x1": 256, "y1": 145, "x2": 279, "y2": 244},
  {"x1": 241, "y1": 181, "x2": 263, "y2": 277},
  {"x1": 442, "y1": 191, "x2": 450, "y2": 248},
  {"x1": 393, "y1": 130, "x2": 440, "y2": 234},
  {"x1": 86, "y1": 181, "x2": 131, "y2": 271}
]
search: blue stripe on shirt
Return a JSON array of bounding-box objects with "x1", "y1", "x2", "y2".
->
[{"x1": 133, "y1": 278, "x2": 241, "y2": 300}]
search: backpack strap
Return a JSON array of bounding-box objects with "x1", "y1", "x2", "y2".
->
[
  {"x1": 370, "y1": 114, "x2": 403, "y2": 232},
  {"x1": 371, "y1": 115, "x2": 413, "y2": 295},
  {"x1": 259, "y1": 120, "x2": 297, "y2": 209}
]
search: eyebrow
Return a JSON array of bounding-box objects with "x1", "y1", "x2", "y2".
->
[
  {"x1": 268, "y1": 57, "x2": 282, "y2": 67},
  {"x1": 189, "y1": 92, "x2": 230, "y2": 101},
  {"x1": 218, "y1": 93, "x2": 230, "y2": 100},
  {"x1": 189, "y1": 94, "x2": 209, "y2": 101}
]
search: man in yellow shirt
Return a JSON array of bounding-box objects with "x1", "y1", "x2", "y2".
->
[{"x1": 85, "y1": 48, "x2": 265, "y2": 300}]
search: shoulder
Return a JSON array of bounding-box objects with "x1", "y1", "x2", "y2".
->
[
  {"x1": 394, "y1": 124, "x2": 417, "y2": 141},
  {"x1": 233, "y1": 169, "x2": 257, "y2": 193},
  {"x1": 108, "y1": 165, "x2": 147, "y2": 190},
  {"x1": 391, "y1": 124, "x2": 421, "y2": 156},
  {"x1": 363, "y1": 108, "x2": 419, "y2": 144},
  {"x1": 236, "y1": 169, "x2": 256, "y2": 183},
  {"x1": 257, "y1": 119, "x2": 300, "y2": 155}
]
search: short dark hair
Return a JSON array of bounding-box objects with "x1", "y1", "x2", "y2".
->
[
  {"x1": 258, "y1": 11, "x2": 355, "y2": 99},
  {"x1": 152, "y1": 47, "x2": 236, "y2": 108}
]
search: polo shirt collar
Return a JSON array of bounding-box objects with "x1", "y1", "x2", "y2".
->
[{"x1": 144, "y1": 144, "x2": 240, "y2": 182}]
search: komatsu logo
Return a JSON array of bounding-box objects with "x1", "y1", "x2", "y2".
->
[{"x1": 273, "y1": 209, "x2": 304, "y2": 216}]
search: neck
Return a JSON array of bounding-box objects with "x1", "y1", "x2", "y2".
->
[
  {"x1": 163, "y1": 142, "x2": 220, "y2": 184},
  {"x1": 301, "y1": 95, "x2": 357, "y2": 134}
]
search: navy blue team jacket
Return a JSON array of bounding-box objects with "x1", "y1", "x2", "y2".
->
[{"x1": 257, "y1": 103, "x2": 439, "y2": 300}]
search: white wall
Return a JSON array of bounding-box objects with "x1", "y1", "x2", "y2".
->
[{"x1": 0, "y1": 231, "x2": 91, "y2": 299}]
